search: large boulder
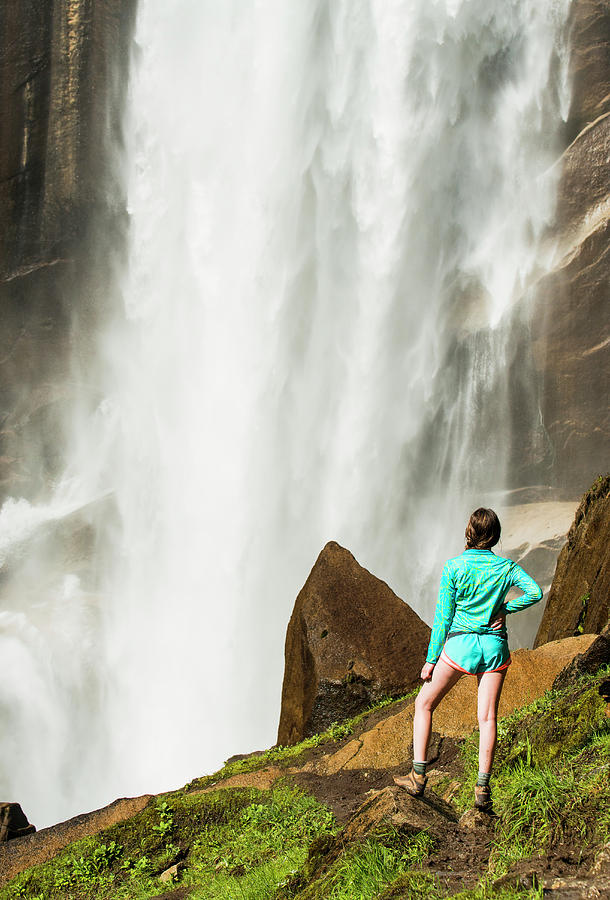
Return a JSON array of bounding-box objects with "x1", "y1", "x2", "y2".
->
[
  {"x1": 277, "y1": 542, "x2": 431, "y2": 746},
  {"x1": 535, "y1": 476, "x2": 610, "y2": 647}
]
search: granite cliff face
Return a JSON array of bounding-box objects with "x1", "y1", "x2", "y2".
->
[
  {"x1": 1, "y1": 1, "x2": 605, "y2": 506},
  {"x1": 530, "y1": 0, "x2": 610, "y2": 493},
  {"x1": 0, "y1": 0, "x2": 136, "y2": 502},
  {"x1": 535, "y1": 475, "x2": 610, "y2": 647}
]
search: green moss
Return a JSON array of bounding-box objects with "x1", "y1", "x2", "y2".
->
[
  {"x1": 1, "y1": 786, "x2": 337, "y2": 900},
  {"x1": 5, "y1": 671, "x2": 609, "y2": 899},
  {"x1": 499, "y1": 683, "x2": 607, "y2": 769},
  {"x1": 374, "y1": 869, "x2": 442, "y2": 899},
  {"x1": 278, "y1": 828, "x2": 435, "y2": 900}
]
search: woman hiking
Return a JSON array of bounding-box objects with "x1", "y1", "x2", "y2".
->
[{"x1": 393, "y1": 507, "x2": 542, "y2": 811}]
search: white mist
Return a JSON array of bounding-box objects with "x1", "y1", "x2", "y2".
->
[{"x1": 0, "y1": 0, "x2": 571, "y2": 826}]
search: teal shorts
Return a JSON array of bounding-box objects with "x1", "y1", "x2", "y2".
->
[{"x1": 440, "y1": 632, "x2": 511, "y2": 675}]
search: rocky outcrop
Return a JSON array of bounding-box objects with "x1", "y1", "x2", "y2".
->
[
  {"x1": 0, "y1": 794, "x2": 151, "y2": 888},
  {"x1": 529, "y1": 0, "x2": 610, "y2": 491},
  {"x1": 535, "y1": 475, "x2": 610, "y2": 647},
  {"x1": 553, "y1": 623, "x2": 610, "y2": 689},
  {"x1": 0, "y1": 804, "x2": 35, "y2": 843},
  {"x1": 0, "y1": 1, "x2": 136, "y2": 502},
  {"x1": 277, "y1": 542, "x2": 431, "y2": 746},
  {"x1": 340, "y1": 785, "x2": 457, "y2": 844}
]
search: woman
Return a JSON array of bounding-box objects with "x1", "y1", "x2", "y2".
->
[{"x1": 394, "y1": 507, "x2": 542, "y2": 810}]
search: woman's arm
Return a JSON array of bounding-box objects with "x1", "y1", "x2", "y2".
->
[
  {"x1": 425, "y1": 563, "x2": 457, "y2": 664},
  {"x1": 503, "y1": 563, "x2": 543, "y2": 613}
]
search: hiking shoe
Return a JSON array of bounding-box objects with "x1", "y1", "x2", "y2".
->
[
  {"x1": 474, "y1": 784, "x2": 493, "y2": 812},
  {"x1": 393, "y1": 769, "x2": 427, "y2": 797}
]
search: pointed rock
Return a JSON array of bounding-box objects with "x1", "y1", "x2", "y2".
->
[
  {"x1": 458, "y1": 808, "x2": 497, "y2": 831},
  {"x1": 342, "y1": 785, "x2": 457, "y2": 844},
  {"x1": 0, "y1": 804, "x2": 35, "y2": 842},
  {"x1": 277, "y1": 542, "x2": 431, "y2": 745}
]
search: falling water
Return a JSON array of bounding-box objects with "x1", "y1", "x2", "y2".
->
[{"x1": 0, "y1": 0, "x2": 571, "y2": 826}]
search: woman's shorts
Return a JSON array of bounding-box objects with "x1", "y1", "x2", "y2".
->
[{"x1": 440, "y1": 632, "x2": 511, "y2": 675}]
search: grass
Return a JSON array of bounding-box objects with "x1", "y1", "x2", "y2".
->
[
  {"x1": 489, "y1": 763, "x2": 587, "y2": 875},
  {"x1": 280, "y1": 828, "x2": 436, "y2": 900},
  {"x1": 451, "y1": 668, "x2": 610, "y2": 881},
  {"x1": 4, "y1": 671, "x2": 609, "y2": 899},
  {"x1": 0, "y1": 785, "x2": 337, "y2": 900}
]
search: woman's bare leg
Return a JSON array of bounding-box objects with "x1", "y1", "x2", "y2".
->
[
  {"x1": 413, "y1": 658, "x2": 463, "y2": 762},
  {"x1": 475, "y1": 669, "x2": 506, "y2": 773}
]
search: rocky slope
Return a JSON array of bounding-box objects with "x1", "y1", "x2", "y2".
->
[
  {"x1": 0, "y1": 470, "x2": 609, "y2": 898},
  {"x1": 0, "y1": 638, "x2": 607, "y2": 899}
]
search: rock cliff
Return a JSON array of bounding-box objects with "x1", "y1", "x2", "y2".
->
[
  {"x1": 0, "y1": 0, "x2": 136, "y2": 501},
  {"x1": 529, "y1": 0, "x2": 610, "y2": 492},
  {"x1": 1, "y1": 1, "x2": 606, "y2": 502},
  {"x1": 535, "y1": 474, "x2": 610, "y2": 646}
]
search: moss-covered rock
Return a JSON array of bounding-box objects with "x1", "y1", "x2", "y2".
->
[{"x1": 498, "y1": 680, "x2": 608, "y2": 769}]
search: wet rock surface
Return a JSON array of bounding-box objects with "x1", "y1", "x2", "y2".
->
[
  {"x1": 567, "y1": 0, "x2": 610, "y2": 137},
  {"x1": 0, "y1": 0, "x2": 136, "y2": 503},
  {"x1": 277, "y1": 541, "x2": 431, "y2": 745},
  {"x1": 536, "y1": 476, "x2": 610, "y2": 646},
  {"x1": 529, "y1": 0, "x2": 610, "y2": 491},
  {"x1": 554, "y1": 624, "x2": 610, "y2": 689}
]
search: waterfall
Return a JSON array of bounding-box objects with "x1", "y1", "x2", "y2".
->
[{"x1": 0, "y1": 0, "x2": 571, "y2": 827}]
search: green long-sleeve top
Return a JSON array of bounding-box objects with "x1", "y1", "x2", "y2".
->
[{"x1": 426, "y1": 548, "x2": 543, "y2": 665}]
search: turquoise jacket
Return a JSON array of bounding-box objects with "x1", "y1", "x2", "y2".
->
[{"x1": 426, "y1": 549, "x2": 543, "y2": 664}]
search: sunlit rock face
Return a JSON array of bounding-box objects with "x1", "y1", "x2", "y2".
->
[
  {"x1": 535, "y1": 476, "x2": 610, "y2": 647},
  {"x1": 530, "y1": 0, "x2": 610, "y2": 493},
  {"x1": 0, "y1": 0, "x2": 136, "y2": 502}
]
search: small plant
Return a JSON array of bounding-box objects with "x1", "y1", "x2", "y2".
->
[
  {"x1": 152, "y1": 800, "x2": 176, "y2": 841},
  {"x1": 575, "y1": 592, "x2": 590, "y2": 634}
]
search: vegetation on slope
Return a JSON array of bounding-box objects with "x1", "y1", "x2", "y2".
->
[{"x1": 2, "y1": 671, "x2": 608, "y2": 899}]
